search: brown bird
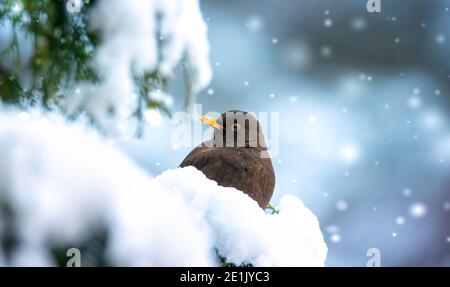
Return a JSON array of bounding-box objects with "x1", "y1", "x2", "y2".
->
[{"x1": 180, "y1": 110, "x2": 275, "y2": 208}]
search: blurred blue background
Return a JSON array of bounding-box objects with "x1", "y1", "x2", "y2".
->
[{"x1": 119, "y1": 0, "x2": 450, "y2": 266}]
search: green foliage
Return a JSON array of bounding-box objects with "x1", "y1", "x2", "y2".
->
[
  {"x1": 266, "y1": 203, "x2": 279, "y2": 215},
  {"x1": 0, "y1": 0, "x2": 173, "y2": 132},
  {"x1": 216, "y1": 249, "x2": 253, "y2": 267},
  {"x1": 133, "y1": 70, "x2": 171, "y2": 136},
  {"x1": 0, "y1": 0, "x2": 99, "y2": 106}
]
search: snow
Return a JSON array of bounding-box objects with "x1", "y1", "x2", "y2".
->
[
  {"x1": 66, "y1": 0, "x2": 212, "y2": 133},
  {"x1": 0, "y1": 109, "x2": 327, "y2": 266},
  {"x1": 148, "y1": 90, "x2": 174, "y2": 108}
]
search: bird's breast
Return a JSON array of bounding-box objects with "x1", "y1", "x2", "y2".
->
[{"x1": 180, "y1": 146, "x2": 275, "y2": 208}]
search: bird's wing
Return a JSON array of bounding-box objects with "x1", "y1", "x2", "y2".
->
[
  {"x1": 179, "y1": 142, "x2": 215, "y2": 169},
  {"x1": 180, "y1": 143, "x2": 246, "y2": 172},
  {"x1": 255, "y1": 157, "x2": 275, "y2": 207}
]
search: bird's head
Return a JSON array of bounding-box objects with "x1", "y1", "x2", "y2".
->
[{"x1": 200, "y1": 110, "x2": 267, "y2": 149}]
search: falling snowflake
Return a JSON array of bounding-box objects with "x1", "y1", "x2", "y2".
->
[
  {"x1": 350, "y1": 17, "x2": 367, "y2": 31},
  {"x1": 336, "y1": 200, "x2": 349, "y2": 211},
  {"x1": 320, "y1": 45, "x2": 332, "y2": 58},
  {"x1": 307, "y1": 115, "x2": 317, "y2": 123},
  {"x1": 436, "y1": 34, "x2": 446, "y2": 44},
  {"x1": 324, "y1": 18, "x2": 333, "y2": 27},
  {"x1": 408, "y1": 96, "x2": 422, "y2": 109},
  {"x1": 339, "y1": 144, "x2": 359, "y2": 164},
  {"x1": 409, "y1": 202, "x2": 427, "y2": 218},
  {"x1": 331, "y1": 234, "x2": 341, "y2": 243},
  {"x1": 395, "y1": 216, "x2": 405, "y2": 225},
  {"x1": 443, "y1": 202, "x2": 450, "y2": 211},
  {"x1": 403, "y1": 188, "x2": 412, "y2": 197},
  {"x1": 246, "y1": 15, "x2": 264, "y2": 31}
]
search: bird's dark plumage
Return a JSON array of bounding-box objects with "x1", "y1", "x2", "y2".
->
[{"x1": 180, "y1": 110, "x2": 275, "y2": 208}]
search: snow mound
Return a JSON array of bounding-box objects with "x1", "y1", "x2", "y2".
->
[{"x1": 0, "y1": 110, "x2": 327, "y2": 266}]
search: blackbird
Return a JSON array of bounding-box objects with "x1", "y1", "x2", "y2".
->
[{"x1": 180, "y1": 110, "x2": 275, "y2": 208}]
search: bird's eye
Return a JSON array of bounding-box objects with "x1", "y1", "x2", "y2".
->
[{"x1": 231, "y1": 123, "x2": 241, "y2": 132}]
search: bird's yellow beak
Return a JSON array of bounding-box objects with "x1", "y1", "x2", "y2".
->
[{"x1": 199, "y1": 115, "x2": 223, "y2": 130}]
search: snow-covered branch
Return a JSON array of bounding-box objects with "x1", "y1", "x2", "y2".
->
[{"x1": 64, "y1": 0, "x2": 212, "y2": 133}]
